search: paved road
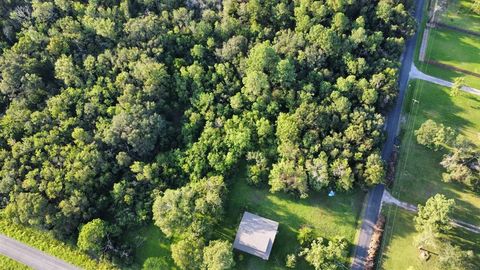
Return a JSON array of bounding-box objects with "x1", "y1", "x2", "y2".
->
[
  {"x1": 350, "y1": 0, "x2": 425, "y2": 269},
  {"x1": 410, "y1": 64, "x2": 480, "y2": 96},
  {"x1": 0, "y1": 234, "x2": 80, "y2": 270}
]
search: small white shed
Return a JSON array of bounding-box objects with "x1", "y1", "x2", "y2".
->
[{"x1": 233, "y1": 212, "x2": 279, "y2": 260}]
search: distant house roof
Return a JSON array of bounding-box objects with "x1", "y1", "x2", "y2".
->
[{"x1": 233, "y1": 212, "x2": 279, "y2": 260}]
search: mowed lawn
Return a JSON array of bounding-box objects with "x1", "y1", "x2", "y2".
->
[
  {"x1": 127, "y1": 224, "x2": 177, "y2": 269},
  {"x1": 379, "y1": 80, "x2": 480, "y2": 269},
  {"x1": 440, "y1": 0, "x2": 480, "y2": 33},
  {"x1": 216, "y1": 168, "x2": 364, "y2": 270},
  {"x1": 379, "y1": 206, "x2": 480, "y2": 270},
  {"x1": 425, "y1": 28, "x2": 480, "y2": 74},
  {"x1": 416, "y1": 1, "x2": 480, "y2": 89}
]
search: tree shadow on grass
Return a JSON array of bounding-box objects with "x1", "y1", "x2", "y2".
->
[
  {"x1": 220, "y1": 163, "x2": 364, "y2": 269},
  {"x1": 445, "y1": 226, "x2": 480, "y2": 268},
  {"x1": 380, "y1": 80, "x2": 480, "y2": 267},
  {"x1": 397, "y1": 140, "x2": 480, "y2": 226},
  {"x1": 466, "y1": 93, "x2": 480, "y2": 103},
  {"x1": 446, "y1": 226, "x2": 480, "y2": 255},
  {"x1": 426, "y1": 28, "x2": 480, "y2": 72},
  {"x1": 413, "y1": 80, "x2": 473, "y2": 131},
  {"x1": 126, "y1": 224, "x2": 177, "y2": 269}
]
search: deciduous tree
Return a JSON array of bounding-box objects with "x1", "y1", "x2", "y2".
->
[
  {"x1": 300, "y1": 237, "x2": 348, "y2": 270},
  {"x1": 202, "y1": 240, "x2": 235, "y2": 270},
  {"x1": 414, "y1": 194, "x2": 455, "y2": 234},
  {"x1": 77, "y1": 219, "x2": 108, "y2": 257}
]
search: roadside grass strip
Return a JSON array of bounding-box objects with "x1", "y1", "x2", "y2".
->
[
  {"x1": 0, "y1": 211, "x2": 116, "y2": 270},
  {"x1": 0, "y1": 255, "x2": 30, "y2": 270}
]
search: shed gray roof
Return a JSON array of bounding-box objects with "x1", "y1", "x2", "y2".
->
[{"x1": 233, "y1": 212, "x2": 279, "y2": 260}]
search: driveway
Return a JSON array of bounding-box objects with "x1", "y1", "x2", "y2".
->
[{"x1": 410, "y1": 64, "x2": 480, "y2": 96}]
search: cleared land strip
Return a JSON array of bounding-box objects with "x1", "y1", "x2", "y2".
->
[
  {"x1": 424, "y1": 59, "x2": 480, "y2": 78},
  {"x1": 419, "y1": 27, "x2": 430, "y2": 62},
  {"x1": 0, "y1": 234, "x2": 80, "y2": 270},
  {"x1": 410, "y1": 64, "x2": 480, "y2": 96},
  {"x1": 381, "y1": 191, "x2": 480, "y2": 234},
  {"x1": 436, "y1": 22, "x2": 480, "y2": 37}
]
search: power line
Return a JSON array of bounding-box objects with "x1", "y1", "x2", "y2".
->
[{"x1": 377, "y1": 7, "x2": 441, "y2": 266}]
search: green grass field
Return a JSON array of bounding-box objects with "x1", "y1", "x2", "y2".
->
[
  {"x1": 131, "y1": 167, "x2": 365, "y2": 270},
  {"x1": 393, "y1": 79, "x2": 480, "y2": 224},
  {"x1": 414, "y1": 0, "x2": 480, "y2": 89},
  {"x1": 425, "y1": 28, "x2": 480, "y2": 74},
  {"x1": 216, "y1": 168, "x2": 364, "y2": 270},
  {"x1": 127, "y1": 224, "x2": 177, "y2": 269},
  {"x1": 0, "y1": 212, "x2": 115, "y2": 270},
  {"x1": 440, "y1": 0, "x2": 480, "y2": 33},
  {"x1": 378, "y1": 80, "x2": 480, "y2": 269}
]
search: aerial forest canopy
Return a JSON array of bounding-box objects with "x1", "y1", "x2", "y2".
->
[{"x1": 0, "y1": 0, "x2": 415, "y2": 265}]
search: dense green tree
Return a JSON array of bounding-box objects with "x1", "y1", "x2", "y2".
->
[
  {"x1": 0, "y1": 0, "x2": 415, "y2": 265},
  {"x1": 415, "y1": 120, "x2": 455, "y2": 150},
  {"x1": 306, "y1": 152, "x2": 330, "y2": 191},
  {"x1": 300, "y1": 237, "x2": 348, "y2": 270},
  {"x1": 142, "y1": 257, "x2": 169, "y2": 270},
  {"x1": 441, "y1": 150, "x2": 480, "y2": 190},
  {"x1": 4, "y1": 192, "x2": 52, "y2": 227},
  {"x1": 297, "y1": 226, "x2": 315, "y2": 246},
  {"x1": 414, "y1": 194, "x2": 455, "y2": 234},
  {"x1": 171, "y1": 233, "x2": 205, "y2": 270},
  {"x1": 152, "y1": 176, "x2": 225, "y2": 237},
  {"x1": 202, "y1": 240, "x2": 235, "y2": 270},
  {"x1": 363, "y1": 153, "x2": 385, "y2": 185},
  {"x1": 331, "y1": 158, "x2": 354, "y2": 191},
  {"x1": 269, "y1": 159, "x2": 308, "y2": 198},
  {"x1": 246, "y1": 151, "x2": 269, "y2": 185},
  {"x1": 440, "y1": 135, "x2": 480, "y2": 191},
  {"x1": 473, "y1": 0, "x2": 480, "y2": 15},
  {"x1": 285, "y1": 253, "x2": 297, "y2": 268},
  {"x1": 414, "y1": 227, "x2": 475, "y2": 270},
  {"x1": 417, "y1": 120, "x2": 479, "y2": 192},
  {"x1": 77, "y1": 219, "x2": 108, "y2": 257}
]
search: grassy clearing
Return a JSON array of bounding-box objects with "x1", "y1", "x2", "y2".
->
[
  {"x1": 216, "y1": 167, "x2": 365, "y2": 270},
  {"x1": 127, "y1": 224, "x2": 176, "y2": 269},
  {"x1": 425, "y1": 28, "x2": 480, "y2": 74},
  {"x1": 0, "y1": 255, "x2": 30, "y2": 270},
  {"x1": 130, "y1": 167, "x2": 365, "y2": 270},
  {"x1": 0, "y1": 212, "x2": 115, "y2": 270},
  {"x1": 440, "y1": 0, "x2": 480, "y2": 33},
  {"x1": 378, "y1": 80, "x2": 480, "y2": 269}
]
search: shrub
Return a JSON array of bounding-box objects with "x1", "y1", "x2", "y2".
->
[
  {"x1": 297, "y1": 226, "x2": 314, "y2": 246},
  {"x1": 285, "y1": 253, "x2": 296, "y2": 268}
]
